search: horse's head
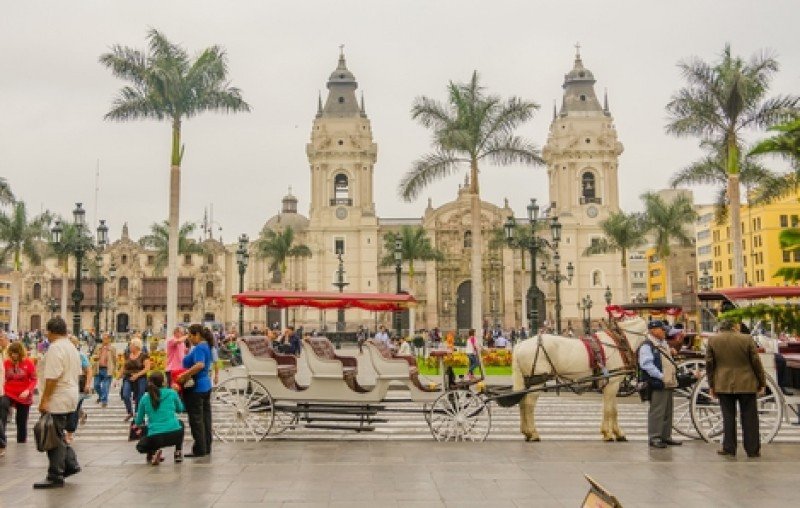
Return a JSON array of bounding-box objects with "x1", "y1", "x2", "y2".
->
[{"x1": 615, "y1": 315, "x2": 648, "y2": 349}]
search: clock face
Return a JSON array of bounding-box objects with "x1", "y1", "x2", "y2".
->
[
  {"x1": 586, "y1": 206, "x2": 598, "y2": 218},
  {"x1": 335, "y1": 207, "x2": 348, "y2": 220}
]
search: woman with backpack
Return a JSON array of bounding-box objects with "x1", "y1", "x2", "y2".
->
[{"x1": 134, "y1": 371, "x2": 185, "y2": 465}]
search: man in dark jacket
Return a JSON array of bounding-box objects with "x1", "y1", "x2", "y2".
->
[{"x1": 706, "y1": 320, "x2": 767, "y2": 458}]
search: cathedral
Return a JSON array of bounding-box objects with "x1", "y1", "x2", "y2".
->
[{"x1": 13, "y1": 48, "x2": 624, "y2": 336}]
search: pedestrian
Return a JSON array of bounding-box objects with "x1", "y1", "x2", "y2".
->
[
  {"x1": 0, "y1": 331, "x2": 9, "y2": 359},
  {"x1": 91, "y1": 333, "x2": 116, "y2": 408},
  {"x1": 638, "y1": 320, "x2": 681, "y2": 449},
  {"x1": 165, "y1": 326, "x2": 186, "y2": 387},
  {"x1": 134, "y1": 371, "x2": 185, "y2": 465},
  {"x1": 121, "y1": 337, "x2": 150, "y2": 422},
  {"x1": 465, "y1": 328, "x2": 481, "y2": 380},
  {"x1": 397, "y1": 336, "x2": 412, "y2": 356},
  {"x1": 1, "y1": 342, "x2": 38, "y2": 449},
  {"x1": 706, "y1": 319, "x2": 767, "y2": 458},
  {"x1": 286, "y1": 326, "x2": 301, "y2": 356},
  {"x1": 374, "y1": 325, "x2": 390, "y2": 346},
  {"x1": 33, "y1": 317, "x2": 82, "y2": 489},
  {"x1": 65, "y1": 337, "x2": 92, "y2": 443},
  {"x1": 178, "y1": 324, "x2": 214, "y2": 458}
]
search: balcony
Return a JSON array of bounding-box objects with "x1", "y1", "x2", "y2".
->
[
  {"x1": 330, "y1": 198, "x2": 353, "y2": 206},
  {"x1": 580, "y1": 196, "x2": 602, "y2": 205}
]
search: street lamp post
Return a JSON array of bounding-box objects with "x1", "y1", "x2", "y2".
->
[
  {"x1": 504, "y1": 198, "x2": 550, "y2": 333},
  {"x1": 51, "y1": 203, "x2": 108, "y2": 337},
  {"x1": 93, "y1": 258, "x2": 116, "y2": 335},
  {"x1": 103, "y1": 295, "x2": 116, "y2": 332},
  {"x1": 236, "y1": 234, "x2": 249, "y2": 336},
  {"x1": 537, "y1": 216, "x2": 573, "y2": 335},
  {"x1": 393, "y1": 237, "x2": 402, "y2": 338},
  {"x1": 604, "y1": 285, "x2": 612, "y2": 320},
  {"x1": 47, "y1": 297, "x2": 59, "y2": 318},
  {"x1": 577, "y1": 294, "x2": 593, "y2": 335},
  {"x1": 332, "y1": 251, "x2": 349, "y2": 347}
]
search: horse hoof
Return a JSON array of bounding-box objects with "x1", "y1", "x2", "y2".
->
[
  {"x1": 603, "y1": 436, "x2": 614, "y2": 442},
  {"x1": 615, "y1": 436, "x2": 628, "y2": 442}
]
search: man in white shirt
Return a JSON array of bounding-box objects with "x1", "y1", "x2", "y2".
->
[
  {"x1": 34, "y1": 317, "x2": 82, "y2": 489},
  {"x1": 374, "y1": 325, "x2": 390, "y2": 346}
]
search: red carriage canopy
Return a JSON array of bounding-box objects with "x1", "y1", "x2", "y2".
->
[
  {"x1": 698, "y1": 286, "x2": 800, "y2": 301},
  {"x1": 233, "y1": 290, "x2": 417, "y2": 311},
  {"x1": 607, "y1": 303, "x2": 683, "y2": 319}
]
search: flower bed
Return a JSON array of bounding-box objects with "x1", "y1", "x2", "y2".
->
[{"x1": 424, "y1": 348, "x2": 513, "y2": 369}]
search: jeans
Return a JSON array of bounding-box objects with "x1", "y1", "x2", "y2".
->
[
  {"x1": 45, "y1": 413, "x2": 81, "y2": 481},
  {"x1": 467, "y1": 354, "x2": 480, "y2": 375},
  {"x1": 121, "y1": 376, "x2": 147, "y2": 416},
  {"x1": 93, "y1": 367, "x2": 113, "y2": 403},
  {"x1": 184, "y1": 390, "x2": 212, "y2": 456},
  {"x1": 136, "y1": 422, "x2": 184, "y2": 454},
  {"x1": 0, "y1": 396, "x2": 32, "y2": 445}
]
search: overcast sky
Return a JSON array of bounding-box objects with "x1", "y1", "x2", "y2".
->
[{"x1": 1, "y1": 1, "x2": 798, "y2": 244}]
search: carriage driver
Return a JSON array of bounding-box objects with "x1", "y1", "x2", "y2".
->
[{"x1": 638, "y1": 320, "x2": 681, "y2": 449}]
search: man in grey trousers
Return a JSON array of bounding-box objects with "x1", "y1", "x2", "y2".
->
[{"x1": 638, "y1": 320, "x2": 680, "y2": 449}]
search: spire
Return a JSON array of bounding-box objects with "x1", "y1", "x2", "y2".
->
[
  {"x1": 603, "y1": 88, "x2": 609, "y2": 115},
  {"x1": 553, "y1": 100, "x2": 557, "y2": 120},
  {"x1": 559, "y1": 46, "x2": 603, "y2": 116},
  {"x1": 574, "y1": 41, "x2": 582, "y2": 63},
  {"x1": 321, "y1": 46, "x2": 360, "y2": 117},
  {"x1": 121, "y1": 222, "x2": 129, "y2": 240},
  {"x1": 360, "y1": 92, "x2": 366, "y2": 116},
  {"x1": 317, "y1": 91, "x2": 323, "y2": 117}
]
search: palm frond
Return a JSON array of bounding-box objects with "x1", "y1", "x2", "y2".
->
[
  {"x1": 480, "y1": 135, "x2": 544, "y2": 166},
  {"x1": 398, "y1": 152, "x2": 463, "y2": 201}
]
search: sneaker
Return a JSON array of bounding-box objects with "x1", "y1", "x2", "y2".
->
[
  {"x1": 174, "y1": 450, "x2": 183, "y2": 463},
  {"x1": 123, "y1": 414, "x2": 133, "y2": 422},
  {"x1": 101, "y1": 402, "x2": 107, "y2": 408},
  {"x1": 79, "y1": 410, "x2": 88, "y2": 425},
  {"x1": 33, "y1": 478, "x2": 65, "y2": 489}
]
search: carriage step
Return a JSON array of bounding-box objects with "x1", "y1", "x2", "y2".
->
[
  {"x1": 295, "y1": 405, "x2": 383, "y2": 415},
  {"x1": 301, "y1": 416, "x2": 388, "y2": 424},
  {"x1": 303, "y1": 424, "x2": 376, "y2": 432}
]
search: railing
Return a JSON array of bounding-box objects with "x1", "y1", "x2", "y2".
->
[
  {"x1": 330, "y1": 198, "x2": 353, "y2": 206},
  {"x1": 580, "y1": 196, "x2": 602, "y2": 205}
]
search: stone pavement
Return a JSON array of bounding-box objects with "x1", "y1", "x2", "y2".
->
[{"x1": 0, "y1": 438, "x2": 797, "y2": 507}]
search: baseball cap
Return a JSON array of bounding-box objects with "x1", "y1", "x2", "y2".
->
[{"x1": 647, "y1": 320, "x2": 669, "y2": 331}]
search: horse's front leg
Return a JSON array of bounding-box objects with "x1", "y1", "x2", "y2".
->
[
  {"x1": 518, "y1": 392, "x2": 541, "y2": 442},
  {"x1": 601, "y1": 380, "x2": 626, "y2": 442}
]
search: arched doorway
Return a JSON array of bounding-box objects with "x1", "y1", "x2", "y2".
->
[
  {"x1": 456, "y1": 280, "x2": 471, "y2": 332},
  {"x1": 30, "y1": 314, "x2": 41, "y2": 331},
  {"x1": 116, "y1": 313, "x2": 129, "y2": 333}
]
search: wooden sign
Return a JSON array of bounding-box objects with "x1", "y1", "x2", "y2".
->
[{"x1": 582, "y1": 475, "x2": 622, "y2": 508}]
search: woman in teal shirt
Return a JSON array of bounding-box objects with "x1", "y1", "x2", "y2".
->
[{"x1": 134, "y1": 371, "x2": 185, "y2": 465}]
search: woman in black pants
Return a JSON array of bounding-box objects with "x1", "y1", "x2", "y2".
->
[
  {"x1": 134, "y1": 372, "x2": 185, "y2": 464},
  {"x1": 177, "y1": 324, "x2": 214, "y2": 458}
]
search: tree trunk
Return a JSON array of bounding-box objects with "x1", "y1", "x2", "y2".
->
[
  {"x1": 166, "y1": 119, "x2": 182, "y2": 339},
  {"x1": 729, "y1": 174, "x2": 745, "y2": 287},
  {"x1": 469, "y1": 161, "x2": 483, "y2": 333},
  {"x1": 9, "y1": 270, "x2": 20, "y2": 333}
]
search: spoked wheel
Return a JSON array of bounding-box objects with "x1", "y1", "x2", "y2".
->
[
  {"x1": 270, "y1": 402, "x2": 300, "y2": 435},
  {"x1": 672, "y1": 358, "x2": 705, "y2": 439},
  {"x1": 212, "y1": 377, "x2": 274, "y2": 442},
  {"x1": 427, "y1": 390, "x2": 491, "y2": 442},
  {"x1": 690, "y1": 373, "x2": 783, "y2": 444}
]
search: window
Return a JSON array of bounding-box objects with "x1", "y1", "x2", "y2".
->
[
  {"x1": 146, "y1": 314, "x2": 153, "y2": 327},
  {"x1": 650, "y1": 269, "x2": 661, "y2": 277},
  {"x1": 32, "y1": 283, "x2": 41, "y2": 300},
  {"x1": 463, "y1": 231, "x2": 472, "y2": 249},
  {"x1": 184, "y1": 254, "x2": 192, "y2": 266},
  {"x1": 272, "y1": 269, "x2": 282, "y2": 283},
  {"x1": 728, "y1": 259, "x2": 732, "y2": 269},
  {"x1": 698, "y1": 245, "x2": 711, "y2": 256},
  {"x1": 334, "y1": 238, "x2": 345, "y2": 255},
  {"x1": 697, "y1": 230, "x2": 711, "y2": 240},
  {"x1": 581, "y1": 172, "x2": 596, "y2": 200},
  {"x1": 121, "y1": 254, "x2": 128, "y2": 265},
  {"x1": 729, "y1": 274, "x2": 733, "y2": 286},
  {"x1": 147, "y1": 255, "x2": 155, "y2": 266},
  {"x1": 794, "y1": 251, "x2": 800, "y2": 262},
  {"x1": 759, "y1": 252, "x2": 764, "y2": 264},
  {"x1": 334, "y1": 174, "x2": 349, "y2": 200},
  {"x1": 591, "y1": 270, "x2": 602, "y2": 287},
  {"x1": 183, "y1": 314, "x2": 191, "y2": 323},
  {"x1": 783, "y1": 251, "x2": 790, "y2": 262},
  {"x1": 206, "y1": 254, "x2": 214, "y2": 265},
  {"x1": 793, "y1": 215, "x2": 799, "y2": 227},
  {"x1": 205, "y1": 281, "x2": 214, "y2": 298},
  {"x1": 651, "y1": 283, "x2": 662, "y2": 292},
  {"x1": 780, "y1": 215, "x2": 789, "y2": 227},
  {"x1": 118, "y1": 277, "x2": 129, "y2": 297}
]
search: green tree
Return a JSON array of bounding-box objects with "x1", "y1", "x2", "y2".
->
[
  {"x1": 749, "y1": 118, "x2": 800, "y2": 203},
  {"x1": 641, "y1": 192, "x2": 697, "y2": 301},
  {"x1": 665, "y1": 44, "x2": 800, "y2": 286},
  {"x1": 0, "y1": 201, "x2": 51, "y2": 332},
  {"x1": 139, "y1": 221, "x2": 206, "y2": 275},
  {"x1": 773, "y1": 228, "x2": 800, "y2": 281},
  {"x1": 381, "y1": 226, "x2": 444, "y2": 283},
  {"x1": 581, "y1": 211, "x2": 647, "y2": 303},
  {"x1": 254, "y1": 226, "x2": 312, "y2": 283},
  {"x1": 399, "y1": 71, "x2": 543, "y2": 330},
  {"x1": 101, "y1": 28, "x2": 250, "y2": 336},
  {"x1": 0, "y1": 177, "x2": 13, "y2": 205}
]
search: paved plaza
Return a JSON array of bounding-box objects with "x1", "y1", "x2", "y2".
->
[{"x1": 0, "y1": 437, "x2": 798, "y2": 507}]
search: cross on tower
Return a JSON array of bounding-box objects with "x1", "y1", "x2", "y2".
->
[{"x1": 574, "y1": 42, "x2": 581, "y2": 58}]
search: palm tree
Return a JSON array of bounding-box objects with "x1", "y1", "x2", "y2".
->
[
  {"x1": 48, "y1": 220, "x2": 88, "y2": 316},
  {"x1": 749, "y1": 118, "x2": 800, "y2": 202},
  {"x1": 641, "y1": 192, "x2": 698, "y2": 301},
  {"x1": 670, "y1": 143, "x2": 775, "y2": 224},
  {"x1": 100, "y1": 29, "x2": 250, "y2": 337},
  {"x1": 774, "y1": 228, "x2": 800, "y2": 282},
  {"x1": 0, "y1": 177, "x2": 13, "y2": 205},
  {"x1": 581, "y1": 211, "x2": 647, "y2": 303},
  {"x1": 139, "y1": 221, "x2": 206, "y2": 275},
  {"x1": 665, "y1": 44, "x2": 800, "y2": 286},
  {"x1": 381, "y1": 226, "x2": 444, "y2": 288},
  {"x1": 254, "y1": 226, "x2": 312, "y2": 284},
  {"x1": 399, "y1": 71, "x2": 543, "y2": 330},
  {"x1": 0, "y1": 201, "x2": 51, "y2": 331}
]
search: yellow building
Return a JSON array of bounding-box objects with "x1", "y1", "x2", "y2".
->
[
  {"x1": 646, "y1": 247, "x2": 668, "y2": 302},
  {"x1": 0, "y1": 267, "x2": 11, "y2": 331},
  {"x1": 710, "y1": 193, "x2": 800, "y2": 289}
]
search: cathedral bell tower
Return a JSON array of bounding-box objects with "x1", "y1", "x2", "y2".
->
[
  {"x1": 542, "y1": 47, "x2": 624, "y2": 327},
  {"x1": 305, "y1": 49, "x2": 379, "y2": 324}
]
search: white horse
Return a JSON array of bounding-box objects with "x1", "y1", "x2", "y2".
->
[{"x1": 512, "y1": 316, "x2": 648, "y2": 442}]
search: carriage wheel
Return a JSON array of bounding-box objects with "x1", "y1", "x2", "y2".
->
[
  {"x1": 690, "y1": 373, "x2": 783, "y2": 444},
  {"x1": 672, "y1": 358, "x2": 705, "y2": 439},
  {"x1": 212, "y1": 377, "x2": 274, "y2": 442},
  {"x1": 269, "y1": 402, "x2": 300, "y2": 435},
  {"x1": 427, "y1": 390, "x2": 491, "y2": 442}
]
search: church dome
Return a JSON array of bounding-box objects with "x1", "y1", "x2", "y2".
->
[{"x1": 263, "y1": 188, "x2": 309, "y2": 232}]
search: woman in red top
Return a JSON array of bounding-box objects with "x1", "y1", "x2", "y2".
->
[{"x1": 0, "y1": 342, "x2": 38, "y2": 445}]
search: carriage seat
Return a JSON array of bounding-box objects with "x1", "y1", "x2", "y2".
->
[
  {"x1": 239, "y1": 336, "x2": 303, "y2": 391},
  {"x1": 367, "y1": 339, "x2": 438, "y2": 392},
  {"x1": 303, "y1": 336, "x2": 369, "y2": 393},
  {"x1": 784, "y1": 353, "x2": 800, "y2": 370}
]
